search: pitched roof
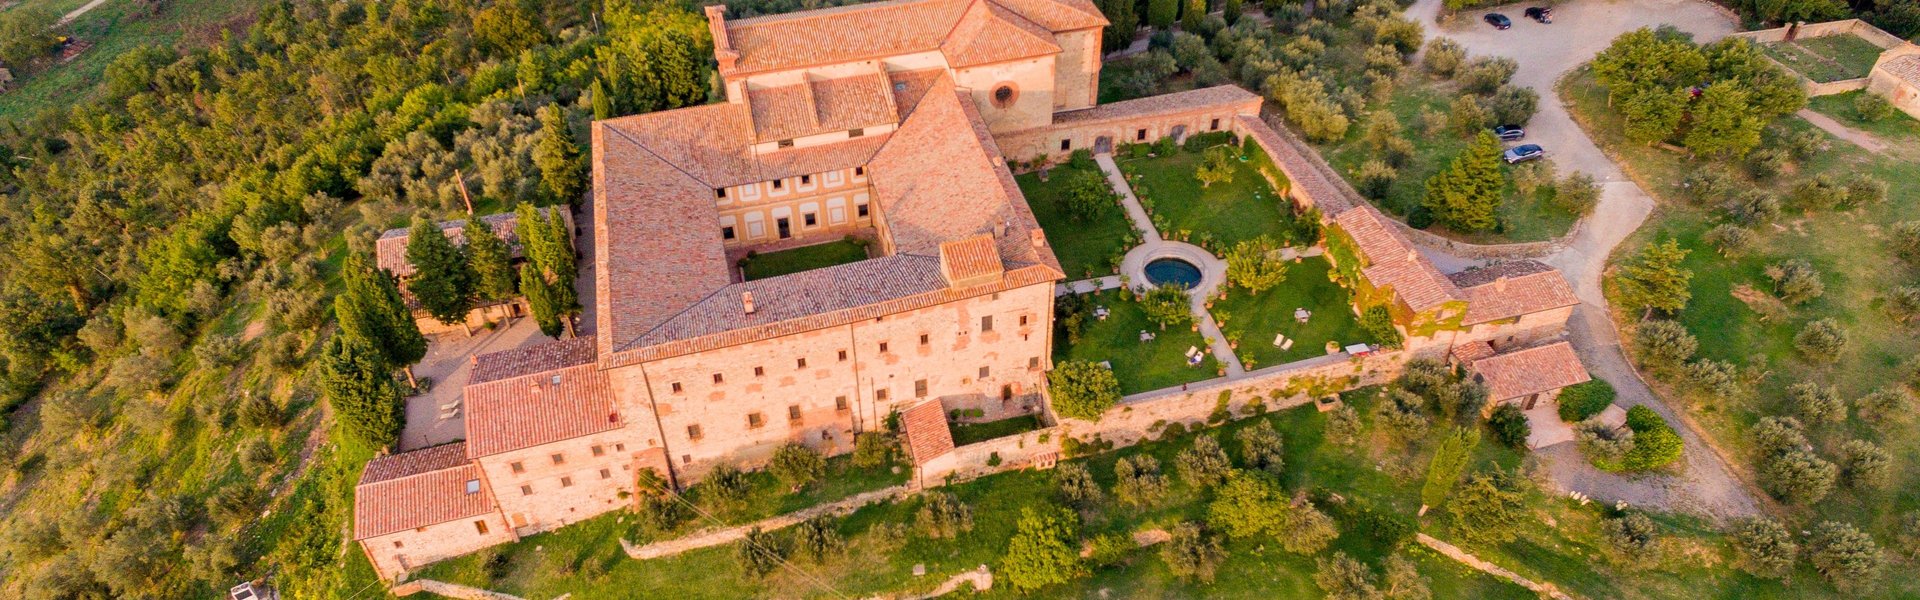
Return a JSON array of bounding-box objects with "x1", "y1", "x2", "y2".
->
[
  {"x1": 719, "y1": 0, "x2": 1103, "y2": 75},
  {"x1": 746, "y1": 72, "x2": 899, "y2": 142},
  {"x1": 1878, "y1": 54, "x2": 1920, "y2": 87},
  {"x1": 1048, "y1": 85, "x2": 1262, "y2": 127},
  {"x1": 463, "y1": 362, "x2": 621, "y2": 458},
  {"x1": 1333, "y1": 205, "x2": 1462, "y2": 312},
  {"x1": 1447, "y1": 260, "x2": 1580, "y2": 325},
  {"x1": 1235, "y1": 114, "x2": 1353, "y2": 215},
  {"x1": 901, "y1": 399, "x2": 956, "y2": 464},
  {"x1": 375, "y1": 210, "x2": 549, "y2": 277},
  {"x1": 470, "y1": 336, "x2": 599, "y2": 385},
  {"x1": 940, "y1": 235, "x2": 1005, "y2": 286},
  {"x1": 353, "y1": 443, "x2": 494, "y2": 539},
  {"x1": 1468, "y1": 341, "x2": 1591, "y2": 401},
  {"x1": 1449, "y1": 340, "x2": 1496, "y2": 364}
]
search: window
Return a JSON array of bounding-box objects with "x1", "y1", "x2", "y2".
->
[
  {"x1": 715, "y1": 188, "x2": 727, "y2": 199},
  {"x1": 1020, "y1": 315, "x2": 1029, "y2": 326},
  {"x1": 615, "y1": 443, "x2": 626, "y2": 452},
  {"x1": 550, "y1": 453, "x2": 566, "y2": 465},
  {"x1": 713, "y1": 373, "x2": 724, "y2": 384},
  {"x1": 849, "y1": 128, "x2": 865, "y2": 138},
  {"x1": 838, "y1": 349, "x2": 848, "y2": 361},
  {"x1": 591, "y1": 445, "x2": 605, "y2": 457},
  {"x1": 778, "y1": 139, "x2": 795, "y2": 149},
  {"x1": 599, "y1": 468, "x2": 612, "y2": 479},
  {"x1": 474, "y1": 520, "x2": 490, "y2": 535},
  {"x1": 1136, "y1": 129, "x2": 1147, "y2": 141},
  {"x1": 510, "y1": 461, "x2": 525, "y2": 474},
  {"x1": 753, "y1": 366, "x2": 765, "y2": 377},
  {"x1": 804, "y1": 213, "x2": 817, "y2": 226},
  {"x1": 394, "y1": 540, "x2": 404, "y2": 549},
  {"x1": 772, "y1": 179, "x2": 784, "y2": 189},
  {"x1": 722, "y1": 226, "x2": 736, "y2": 240},
  {"x1": 560, "y1": 476, "x2": 573, "y2": 488},
  {"x1": 797, "y1": 357, "x2": 808, "y2": 369},
  {"x1": 876, "y1": 389, "x2": 890, "y2": 401},
  {"x1": 1060, "y1": 139, "x2": 1071, "y2": 151},
  {"x1": 682, "y1": 454, "x2": 692, "y2": 465},
  {"x1": 879, "y1": 342, "x2": 890, "y2": 353},
  {"x1": 1210, "y1": 118, "x2": 1220, "y2": 131},
  {"x1": 465, "y1": 479, "x2": 481, "y2": 494},
  {"x1": 919, "y1": 333, "x2": 930, "y2": 345},
  {"x1": 915, "y1": 379, "x2": 928, "y2": 397},
  {"x1": 979, "y1": 366, "x2": 990, "y2": 379},
  {"x1": 992, "y1": 84, "x2": 1017, "y2": 108},
  {"x1": 857, "y1": 203, "x2": 870, "y2": 218},
  {"x1": 1029, "y1": 356, "x2": 1041, "y2": 369},
  {"x1": 836, "y1": 396, "x2": 849, "y2": 412},
  {"x1": 748, "y1": 413, "x2": 766, "y2": 428},
  {"x1": 788, "y1": 405, "x2": 802, "y2": 422},
  {"x1": 855, "y1": 166, "x2": 866, "y2": 176},
  {"x1": 687, "y1": 424, "x2": 703, "y2": 440},
  {"x1": 981, "y1": 316, "x2": 993, "y2": 332},
  {"x1": 520, "y1": 485, "x2": 533, "y2": 496},
  {"x1": 671, "y1": 382, "x2": 683, "y2": 393}
]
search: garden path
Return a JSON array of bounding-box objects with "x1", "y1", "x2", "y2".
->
[
  {"x1": 1408, "y1": 0, "x2": 1760, "y2": 519},
  {"x1": 1796, "y1": 107, "x2": 1890, "y2": 154},
  {"x1": 1093, "y1": 154, "x2": 1244, "y2": 377},
  {"x1": 621, "y1": 484, "x2": 914, "y2": 560}
]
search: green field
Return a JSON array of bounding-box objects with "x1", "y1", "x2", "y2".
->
[
  {"x1": 0, "y1": 0, "x2": 257, "y2": 118},
  {"x1": 1760, "y1": 34, "x2": 1886, "y2": 83}
]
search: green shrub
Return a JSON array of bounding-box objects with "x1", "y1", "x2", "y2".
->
[
  {"x1": 1557, "y1": 379, "x2": 1615, "y2": 422},
  {"x1": 1854, "y1": 92, "x2": 1895, "y2": 122}
]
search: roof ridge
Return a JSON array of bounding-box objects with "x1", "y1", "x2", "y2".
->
[
  {"x1": 729, "y1": 0, "x2": 957, "y2": 27},
  {"x1": 604, "y1": 123, "x2": 716, "y2": 189}
]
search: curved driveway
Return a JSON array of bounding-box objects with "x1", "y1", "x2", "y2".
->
[{"x1": 1410, "y1": 0, "x2": 1760, "y2": 518}]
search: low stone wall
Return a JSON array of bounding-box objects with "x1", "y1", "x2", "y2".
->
[
  {"x1": 391, "y1": 579, "x2": 526, "y2": 600},
  {"x1": 416, "y1": 301, "x2": 524, "y2": 336},
  {"x1": 1734, "y1": 20, "x2": 1909, "y2": 98},
  {"x1": 1803, "y1": 76, "x2": 1871, "y2": 96},
  {"x1": 918, "y1": 349, "x2": 1410, "y2": 483},
  {"x1": 1386, "y1": 217, "x2": 1573, "y2": 259}
]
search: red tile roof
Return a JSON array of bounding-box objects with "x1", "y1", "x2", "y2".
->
[
  {"x1": 1449, "y1": 340, "x2": 1496, "y2": 365},
  {"x1": 1447, "y1": 260, "x2": 1580, "y2": 325},
  {"x1": 1235, "y1": 114, "x2": 1355, "y2": 215},
  {"x1": 1333, "y1": 205, "x2": 1462, "y2": 312},
  {"x1": 354, "y1": 442, "x2": 494, "y2": 539},
  {"x1": 746, "y1": 72, "x2": 899, "y2": 142},
  {"x1": 940, "y1": 0, "x2": 1061, "y2": 68},
  {"x1": 470, "y1": 336, "x2": 599, "y2": 385},
  {"x1": 719, "y1": 0, "x2": 1103, "y2": 76},
  {"x1": 463, "y1": 362, "x2": 621, "y2": 458},
  {"x1": 375, "y1": 209, "x2": 561, "y2": 277},
  {"x1": 1468, "y1": 341, "x2": 1591, "y2": 402},
  {"x1": 940, "y1": 235, "x2": 1006, "y2": 286},
  {"x1": 902, "y1": 400, "x2": 956, "y2": 464},
  {"x1": 1048, "y1": 85, "x2": 1261, "y2": 128}
]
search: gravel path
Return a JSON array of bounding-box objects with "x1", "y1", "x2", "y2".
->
[
  {"x1": 1796, "y1": 107, "x2": 1890, "y2": 154},
  {"x1": 1410, "y1": 0, "x2": 1761, "y2": 519}
]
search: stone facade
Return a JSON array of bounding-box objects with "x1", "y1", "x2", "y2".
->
[{"x1": 360, "y1": 511, "x2": 516, "y2": 581}]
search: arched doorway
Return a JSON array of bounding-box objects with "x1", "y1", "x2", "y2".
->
[
  {"x1": 1170, "y1": 124, "x2": 1187, "y2": 142},
  {"x1": 1094, "y1": 135, "x2": 1113, "y2": 154}
]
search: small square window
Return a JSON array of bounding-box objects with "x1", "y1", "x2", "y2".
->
[
  {"x1": 671, "y1": 382, "x2": 683, "y2": 393},
  {"x1": 682, "y1": 454, "x2": 692, "y2": 465},
  {"x1": 836, "y1": 396, "x2": 849, "y2": 411},
  {"x1": 919, "y1": 334, "x2": 929, "y2": 345},
  {"x1": 1060, "y1": 139, "x2": 1071, "y2": 151},
  {"x1": 1210, "y1": 118, "x2": 1221, "y2": 131},
  {"x1": 838, "y1": 349, "x2": 849, "y2": 361},
  {"x1": 599, "y1": 468, "x2": 612, "y2": 479},
  {"x1": 788, "y1": 405, "x2": 802, "y2": 422},
  {"x1": 715, "y1": 188, "x2": 728, "y2": 199},
  {"x1": 797, "y1": 357, "x2": 808, "y2": 369},
  {"x1": 979, "y1": 366, "x2": 990, "y2": 379},
  {"x1": 591, "y1": 445, "x2": 605, "y2": 457},
  {"x1": 879, "y1": 342, "x2": 890, "y2": 353},
  {"x1": 1020, "y1": 315, "x2": 1029, "y2": 326},
  {"x1": 1029, "y1": 356, "x2": 1041, "y2": 369},
  {"x1": 474, "y1": 520, "x2": 490, "y2": 535},
  {"x1": 915, "y1": 379, "x2": 928, "y2": 397},
  {"x1": 876, "y1": 389, "x2": 890, "y2": 401},
  {"x1": 615, "y1": 443, "x2": 626, "y2": 452},
  {"x1": 560, "y1": 476, "x2": 573, "y2": 488},
  {"x1": 465, "y1": 479, "x2": 481, "y2": 494},
  {"x1": 713, "y1": 373, "x2": 724, "y2": 384},
  {"x1": 804, "y1": 213, "x2": 817, "y2": 226},
  {"x1": 857, "y1": 203, "x2": 870, "y2": 218},
  {"x1": 748, "y1": 413, "x2": 766, "y2": 428},
  {"x1": 754, "y1": 366, "x2": 765, "y2": 377},
  {"x1": 510, "y1": 461, "x2": 525, "y2": 474},
  {"x1": 778, "y1": 139, "x2": 794, "y2": 149},
  {"x1": 801, "y1": 174, "x2": 812, "y2": 184},
  {"x1": 520, "y1": 485, "x2": 533, "y2": 496},
  {"x1": 687, "y1": 424, "x2": 703, "y2": 440},
  {"x1": 1136, "y1": 129, "x2": 1147, "y2": 141},
  {"x1": 722, "y1": 226, "x2": 736, "y2": 240},
  {"x1": 981, "y1": 316, "x2": 993, "y2": 332},
  {"x1": 394, "y1": 540, "x2": 405, "y2": 549},
  {"x1": 849, "y1": 128, "x2": 865, "y2": 138},
  {"x1": 855, "y1": 166, "x2": 866, "y2": 176},
  {"x1": 551, "y1": 453, "x2": 566, "y2": 465},
  {"x1": 772, "y1": 179, "x2": 784, "y2": 189}
]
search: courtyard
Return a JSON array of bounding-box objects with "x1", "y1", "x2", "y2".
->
[
  {"x1": 1760, "y1": 33, "x2": 1885, "y2": 83},
  {"x1": 1209, "y1": 257, "x2": 1377, "y2": 369},
  {"x1": 1020, "y1": 161, "x2": 1140, "y2": 279},
  {"x1": 739, "y1": 237, "x2": 871, "y2": 280},
  {"x1": 1118, "y1": 140, "x2": 1304, "y2": 248},
  {"x1": 1054, "y1": 292, "x2": 1217, "y2": 395}
]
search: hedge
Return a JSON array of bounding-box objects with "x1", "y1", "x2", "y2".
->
[{"x1": 1558, "y1": 379, "x2": 1615, "y2": 422}]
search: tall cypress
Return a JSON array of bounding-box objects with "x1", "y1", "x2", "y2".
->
[
  {"x1": 534, "y1": 104, "x2": 586, "y2": 204},
  {"x1": 465, "y1": 216, "x2": 517, "y2": 303},
  {"x1": 405, "y1": 217, "x2": 478, "y2": 327},
  {"x1": 590, "y1": 77, "x2": 613, "y2": 121},
  {"x1": 521, "y1": 263, "x2": 564, "y2": 338},
  {"x1": 1147, "y1": 0, "x2": 1178, "y2": 29},
  {"x1": 333, "y1": 253, "x2": 427, "y2": 378},
  {"x1": 320, "y1": 335, "x2": 405, "y2": 450}
]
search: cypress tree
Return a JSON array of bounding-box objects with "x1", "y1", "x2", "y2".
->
[
  {"x1": 333, "y1": 253, "x2": 426, "y2": 382},
  {"x1": 534, "y1": 104, "x2": 586, "y2": 204},
  {"x1": 590, "y1": 78, "x2": 613, "y2": 120},
  {"x1": 405, "y1": 217, "x2": 478, "y2": 328},
  {"x1": 1421, "y1": 131, "x2": 1505, "y2": 232},
  {"x1": 521, "y1": 263, "x2": 564, "y2": 337},
  {"x1": 542, "y1": 207, "x2": 580, "y2": 311},
  {"x1": 1100, "y1": 0, "x2": 1139, "y2": 52},
  {"x1": 1148, "y1": 0, "x2": 1178, "y2": 29},
  {"x1": 1181, "y1": 0, "x2": 1204, "y2": 32},
  {"x1": 320, "y1": 335, "x2": 405, "y2": 450},
  {"x1": 1222, "y1": 0, "x2": 1241, "y2": 24},
  {"x1": 465, "y1": 217, "x2": 517, "y2": 303}
]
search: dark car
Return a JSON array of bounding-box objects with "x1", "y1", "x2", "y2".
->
[
  {"x1": 1503, "y1": 144, "x2": 1545, "y2": 164},
  {"x1": 1485, "y1": 13, "x2": 1512, "y2": 29},
  {"x1": 1525, "y1": 6, "x2": 1552, "y2": 23},
  {"x1": 1493, "y1": 125, "x2": 1526, "y2": 141}
]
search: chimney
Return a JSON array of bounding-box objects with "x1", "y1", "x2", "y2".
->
[
  {"x1": 1494, "y1": 276, "x2": 1508, "y2": 292},
  {"x1": 742, "y1": 291, "x2": 756, "y2": 314},
  {"x1": 706, "y1": 5, "x2": 739, "y2": 73},
  {"x1": 1030, "y1": 228, "x2": 1046, "y2": 248}
]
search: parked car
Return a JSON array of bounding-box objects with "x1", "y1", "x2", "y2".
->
[
  {"x1": 1493, "y1": 125, "x2": 1526, "y2": 141},
  {"x1": 1524, "y1": 6, "x2": 1552, "y2": 23},
  {"x1": 1503, "y1": 144, "x2": 1545, "y2": 164},
  {"x1": 1485, "y1": 13, "x2": 1512, "y2": 29}
]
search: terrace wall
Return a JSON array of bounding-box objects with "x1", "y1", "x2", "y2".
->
[{"x1": 1733, "y1": 19, "x2": 1910, "y2": 97}]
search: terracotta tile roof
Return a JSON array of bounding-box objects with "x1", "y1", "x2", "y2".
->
[
  {"x1": 1449, "y1": 340, "x2": 1496, "y2": 364},
  {"x1": 902, "y1": 399, "x2": 955, "y2": 464},
  {"x1": 1235, "y1": 114, "x2": 1354, "y2": 215},
  {"x1": 720, "y1": 0, "x2": 1102, "y2": 75},
  {"x1": 1447, "y1": 260, "x2": 1579, "y2": 325},
  {"x1": 354, "y1": 443, "x2": 493, "y2": 539},
  {"x1": 375, "y1": 210, "x2": 550, "y2": 277},
  {"x1": 1047, "y1": 85, "x2": 1261, "y2": 127},
  {"x1": 1468, "y1": 341, "x2": 1591, "y2": 402},
  {"x1": 1333, "y1": 205, "x2": 1461, "y2": 312},
  {"x1": 463, "y1": 362, "x2": 621, "y2": 458},
  {"x1": 868, "y1": 76, "x2": 1038, "y2": 258},
  {"x1": 940, "y1": 0, "x2": 1061, "y2": 68},
  {"x1": 470, "y1": 336, "x2": 599, "y2": 385},
  {"x1": 747, "y1": 72, "x2": 898, "y2": 142},
  {"x1": 888, "y1": 69, "x2": 948, "y2": 121},
  {"x1": 1878, "y1": 54, "x2": 1920, "y2": 86},
  {"x1": 940, "y1": 235, "x2": 1005, "y2": 286}
]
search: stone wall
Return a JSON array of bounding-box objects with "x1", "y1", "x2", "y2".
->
[
  {"x1": 416, "y1": 301, "x2": 524, "y2": 337},
  {"x1": 1733, "y1": 20, "x2": 1910, "y2": 98},
  {"x1": 362, "y1": 511, "x2": 517, "y2": 582},
  {"x1": 994, "y1": 92, "x2": 1262, "y2": 162}
]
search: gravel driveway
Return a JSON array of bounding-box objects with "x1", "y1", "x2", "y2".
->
[{"x1": 1409, "y1": 0, "x2": 1761, "y2": 519}]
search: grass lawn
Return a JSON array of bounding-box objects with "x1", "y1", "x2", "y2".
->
[
  {"x1": 1760, "y1": 34, "x2": 1885, "y2": 83},
  {"x1": 1806, "y1": 90, "x2": 1920, "y2": 142},
  {"x1": 1317, "y1": 83, "x2": 1582, "y2": 244},
  {"x1": 419, "y1": 389, "x2": 1543, "y2": 599},
  {"x1": 949, "y1": 414, "x2": 1045, "y2": 446},
  {"x1": 1054, "y1": 292, "x2": 1218, "y2": 395},
  {"x1": 1564, "y1": 67, "x2": 1920, "y2": 580},
  {"x1": 1120, "y1": 145, "x2": 1299, "y2": 248},
  {"x1": 0, "y1": 0, "x2": 257, "y2": 118},
  {"x1": 1018, "y1": 161, "x2": 1139, "y2": 279},
  {"x1": 740, "y1": 238, "x2": 871, "y2": 280},
  {"x1": 1209, "y1": 256, "x2": 1375, "y2": 369}
]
